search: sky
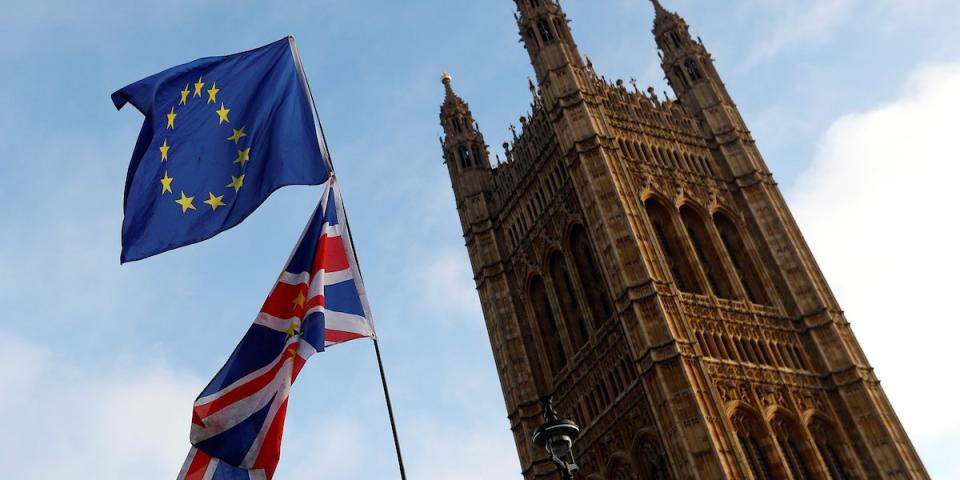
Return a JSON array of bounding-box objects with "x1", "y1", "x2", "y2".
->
[{"x1": 1, "y1": 0, "x2": 958, "y2": 478}]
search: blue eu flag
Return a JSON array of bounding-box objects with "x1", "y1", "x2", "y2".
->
[{"x1": 112, "y1": 37, "x2": 330, "y2": 263}]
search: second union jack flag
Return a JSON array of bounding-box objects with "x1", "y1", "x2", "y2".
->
[{"x1": 177, "y1": 177, "x2": 374, "y2": 480}]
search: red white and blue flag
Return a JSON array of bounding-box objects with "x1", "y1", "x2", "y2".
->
[{"x1": 177, "y1": 177, "x2": 375, "y2": 480}]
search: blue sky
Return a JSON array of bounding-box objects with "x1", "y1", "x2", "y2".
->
[{"x1": 1, "y1": 0, "x2": 959, "y2": 478}]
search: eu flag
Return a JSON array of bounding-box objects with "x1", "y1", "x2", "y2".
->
[{"x1": 112, "y1": 37, "x2": 329, "y2": 263}]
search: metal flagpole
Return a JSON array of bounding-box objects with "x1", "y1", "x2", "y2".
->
[
  {"x1": 288, "y1": 35, "x2": 408, "y2": 480},
  {"x1": 373, "y1": 338, "x2": 408, "y2": 480}
]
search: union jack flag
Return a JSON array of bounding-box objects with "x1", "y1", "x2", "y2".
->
[{"x1": 177, "y1": 177, "x2": 374, "y2": 480}]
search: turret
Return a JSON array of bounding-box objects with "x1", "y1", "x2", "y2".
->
[
  {"x1": 651, "y1": 0, "x2": 768, "y2": 177},
  {"x1": 514, "y1": 0, "x2": 596, "y2": 115},
  {"x1": 439, "y1": 73, "x2": 493, "y2": 210},
  {"x1": 514, "y1": 0, "x2": 582, "y2": 83}
]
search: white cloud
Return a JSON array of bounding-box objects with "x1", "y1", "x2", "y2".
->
[
  {"x1": 0, "y1": 332, "x2": 203, "y2": 480},
  {"x1": 788, "y1": 62, "x2": 960, "y2": 472}
]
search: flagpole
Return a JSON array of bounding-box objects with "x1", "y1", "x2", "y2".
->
[
  {"x1": 288, "y1": 35, "x2": 409, "y2": 480},
  {"x1": 373, "y1": 338, "x2": 408, "y2": 480}
]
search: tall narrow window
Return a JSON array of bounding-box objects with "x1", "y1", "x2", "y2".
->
[
  {"x1": 472, "y1": 146, "x2": 482, "y2": 165},
  {"x1": 529, "y1": 276, "x2": 566, "y2": 375},
  {"x1": 636, "y1": 437, "x2": 672, "y2": 480},
  {"x1": 526, "y1": 27, "x2": 538, "y2": 47},
  {"x1": 646, "y1": 200, "x2": 704, "y2": 294},
  {"x1": 570, "y1": 227, "x2": 614, "y2": 324},
  {"x1": 680, "y1": 206, "x2": 734, "y2": 299},
  {"x1": 538, "y1": 19, "x2": 555, "y2": 43},
  {"x1": 685, "y1": 58, "x2": 703, "y2": 81},
  {"x1": 459, "y1": 146, "x2": 473, "y2": 169},
  {"x1": 451, "y1": 116, "x2": 463, "y2": 133},
  {"x1": 811, "y1": 420, "x2": 851, "y2": 480},
  {"x1": 670, "y1": 31, "x2": 683, "y2": 48},
  {"x1": 785, "y1": 437, "x2": 812, "y2": 480},
  {"x1": 714, "y1": 213, "x2": 770, "y2": 305},
  {"x1": 549, "y1": 252, "x2": 589, "y2": 350},
  {"x1": 733, "y1": 412, "x2": 776, "y2": 480},
  {"x1": 673, "y1": 66, "x2": 689, "y2": 88}
]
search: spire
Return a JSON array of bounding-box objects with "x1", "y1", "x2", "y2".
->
[
  {"x1": 650, "y1": 0, "x2": 668, "y2": 16},
  {"x1": 650, "y1": 0, "x2": 680, "y2": 26}
]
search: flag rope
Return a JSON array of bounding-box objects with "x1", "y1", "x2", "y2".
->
[{"x1": 288, "y1": 35, "x2": 409, "y2": 480}]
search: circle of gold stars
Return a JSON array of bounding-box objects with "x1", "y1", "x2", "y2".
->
[{"x1": 157, "y1": 76, "x2": 252, "y2": 215}]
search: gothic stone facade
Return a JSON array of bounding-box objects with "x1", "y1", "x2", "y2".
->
[{"x1": 437, "y1": 1, "x2": 927, "y2": 479}]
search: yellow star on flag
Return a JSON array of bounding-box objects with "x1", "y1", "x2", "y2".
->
[
  {"x1": 166, "y1": 106, "x2": 176, "y2": 129},
  {"x1": 227, "y1": 127, "x2": 247, "y2": 144},
  {"x1": 203, "y1": 192, "x2": 227, "y2": 211},
  {"x1": 285, "y1": 320, "x2": 302, "y2": 337},
  {"x1": 179, "y1": 84, "x2": 190, "y2": 105},
  {"x1": 193, "y1": 77, "x2": 205, "y2": 97},
  {"x1": 175, "y1": 191, "x2": 196, "y2": 213},
  {"x1": 292, "y1": 291, "x2": 307, "y2": 309},
  {"x1": 226, "y1": 175, "x2": 245, "y2": 192},
  {"x1": 216, "y1": 103, "x2": 230, "y2": 124},
  {"x1": 207, "y1": 82, "x2": 220, "y2": 104},
  {"x1": 160, "y1": 171, "x2": 173, "y2": 194},
  {"x1": 159, "y1": 138, "x2": 170, "y2": 161},
  {"x1": 234, "y1": 147, "x2": 251, "y2": 166}
]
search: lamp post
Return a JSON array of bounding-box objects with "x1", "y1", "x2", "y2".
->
[{"x1": 532, "y1": 396, "x2": 581, "y2": 480}]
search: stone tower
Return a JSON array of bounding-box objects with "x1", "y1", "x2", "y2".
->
[{"x1": 437, "y1": 1, "x2": 927, "y2": 478}]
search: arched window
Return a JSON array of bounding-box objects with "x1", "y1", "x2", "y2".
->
[
  {"x1": 771, "y1": 417, "x2": 814, "y2": 480},
  {"x1": 529, "y1": 276, "x2": 566, "y2": 375},
  {"x1": 635, "y1": 435, "x2": 672, "y2": 480},
  {"x1": 685, "y1": 58, "x2": 703, "y2": 81},
  {"x1": 458, "y1": 146, "x2": 473, "y2": 169},
  {"x1": 472, "y1": 146, "x2": 482, "y2": 165},
  {"x1": 673, "y1": 66, "x2": 689, "y2": 88},
  {"x1": 669, "y1": 31, "x2": 683, "y2": 48},
  {"x1": 549, "y1": 252, "x2": 590, "y2": 350},
  {"x1": 538, "y1": 19, "x2": 555, "y2": 43},
  {"x1": 451, "y1": 116, "x2": 463, "y2": 133},
  {"x1": 511, "y1": 289, "x2": 549, "y2": 394},
  {"x1": 731, "y1": 411, "x2": 777, "y2": 480},
  {"x1": 680, "y1": 206, "x2": 734, "y2": 299},
  {"x1": 809, "y1": 418, "x2": 852, "y2": 480},
  {"x1": 713, "y1": 212, "x2": 770, "y2": 305},
  {"x1": 526, "y1": 27, "x2": 538, "y2": 47},
  {"x1": 646, "y1": 200, "x2": 704, "y2": 294},
  {"x1": 570, "y1": 227, "x2": 614, "y2": 324}
]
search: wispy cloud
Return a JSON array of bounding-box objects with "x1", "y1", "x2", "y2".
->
[{"x1": 742, "y1": 0, "x2": 858, "y2": 67}]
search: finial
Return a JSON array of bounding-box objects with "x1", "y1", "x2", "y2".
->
[{"x1": 440, "y1": 70, "x2": 459, "y2": 103}]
